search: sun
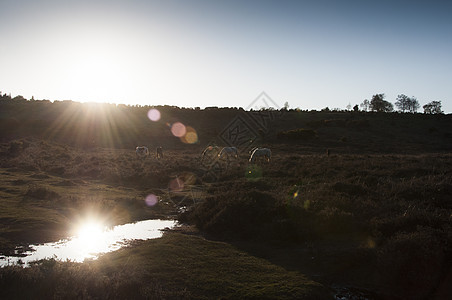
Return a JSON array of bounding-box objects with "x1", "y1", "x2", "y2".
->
[
  {"x1": 67, "y1": 53, "x2": 123, "y2": 102},
  {"x1": 58, "y1": 31, "x2": 136, "y2": 104}
]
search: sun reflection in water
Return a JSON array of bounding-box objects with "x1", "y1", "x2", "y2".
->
[
  {"x1": 0, "y1": 219, "x2": 177, "y2": 267},
  {"x1": 72, "y1": 219, "x2": 110, "y2": 260},
  {"x1": 76, "y1": 221, "x2": 105, "y2": 247}
]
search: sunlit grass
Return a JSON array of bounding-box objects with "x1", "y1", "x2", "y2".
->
[
  {"x1": 0, "y1": 164, "x2": 175, "y2": 254},
  {"x1": 0, "y1": 233, "x2": 330, "y2": 299}
]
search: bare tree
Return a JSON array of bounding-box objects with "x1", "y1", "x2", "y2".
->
[
  {"x1": 395, "y1": 94, "x2": 420, "y2": 113},
  {"x1": 395, "y1": 94, "x2": 410, "y2": 112},
  {"x1": 408, "y1": 97, "x2": 420, "y2": 113}
]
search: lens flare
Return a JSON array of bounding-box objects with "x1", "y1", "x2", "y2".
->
[
  {"x1": 145, "y1": 194, "x2": 158, "y2": 206},
  {"x1": 171, "y1": 122, "x2": 186, "y2": 137},
  {"x1": 366, "y1": 237, "x2": 376, "y2": 248},
  {"x1": 181, "y1": 126, "x2": 198, "y2": 144},
  {"x1": 246, "y1": 165, "x2": 263, "y2": 181},
  {"x1": 147, "y1": 109, "x2": 161, "y2": 121}
]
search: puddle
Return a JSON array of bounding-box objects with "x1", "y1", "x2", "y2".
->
[{"x1": 1, "y1": 219, "x2": 176, "y2": 267}]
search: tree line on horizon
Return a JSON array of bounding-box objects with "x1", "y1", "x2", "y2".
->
[
  {"x1": 0, "y1": 91, "x2": 445, "y2": 114},
  {"x1": 355, "y1": 93, "x2": 443, "y2": 114}
]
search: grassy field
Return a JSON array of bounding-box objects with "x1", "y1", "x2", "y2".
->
[
  {"x1": 0, "y1": 102, "x2": 451, "y2": 299},
  {"x1": 0, "y1": 232, "x2": 331, "y2": 299},
  {"x1": 0, "y1": 141, "x2": 178, "y2": 252},
  {"x1": 179, "y1": 152, "x2": 452, "y2": 299}
]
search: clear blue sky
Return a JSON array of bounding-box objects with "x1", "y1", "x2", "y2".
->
[{"x1": 1, "y1": 0, "x2": 451, "y2": 112}]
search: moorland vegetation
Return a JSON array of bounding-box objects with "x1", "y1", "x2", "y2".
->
[{"x1": 0, "y1": 96, "x2": 451, "y2": 299}]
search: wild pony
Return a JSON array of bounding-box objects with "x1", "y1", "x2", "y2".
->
[
  {"x1": 249, "y1": 148, "x2": 271, "y2": 163},
  {"x1": 156, "y1": 146, "x2": 164, "y2": 159},
  {"x1": 201, "y1": 146, "x2": 220, "y2": 161},
  {"x1": 249, "y1": 147, "x2": 259, "y2": 154},
  {"x1": 136, "y1": 146, "x2": 149, "y2": 158},
  {"x1": 218, "y1": 147, "x2": 238, "y2": 160}
]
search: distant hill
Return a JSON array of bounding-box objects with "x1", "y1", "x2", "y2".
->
[{"x1": 1, "y1": 99, "x2": 451, "y2": 153}]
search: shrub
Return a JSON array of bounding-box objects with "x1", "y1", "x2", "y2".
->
[
  {"x1": 180, "y1": 187, "x2": 324, "y2": 242},
  {"x1": 306, "y1": 119, "x2": 369, "y2": 129},
  {"x1": 48, "y1": 166, "x2": 65, "y2": 176},
  {"x1": 7, "y1": 140, "x2": 23, "y2": 157},
  {"x1": 377, "y1": 227, "x2": 450, "y2": 299},
  {"x1": 180, "y1": 189, "x2": 306, "y2": 240},
  {"x1": 317, "y1": 206, "x2": 355, "y2": 234},
  {"x1": 347, "y1": 119, "x2": 369, "y2": 128},
  {"x1": 25, "y1": 184, "x2": 60, "y2": 200},
  {"x1": 332, "y1": 182, "x2": 366, "y2": 196},
  {"x1": 277, "y1": 128, "x2": 317, "y2": 140}
]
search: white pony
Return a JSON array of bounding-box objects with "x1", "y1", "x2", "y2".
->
[
  {"x1": 249, "y1": 148, "x2": 271, "y2": 163},
  {"x1": 249, "y1": 147, "x2": 259, "y2": 154},
  {"x1": 201, "y1": 146, "x2": 220, "y2": 161},
  {"x1": 218, "y1": 147, "x2": 238, "y2": 159},
  {"x1": 136, "y1": 146, "x2": 149, "y2": 158}
]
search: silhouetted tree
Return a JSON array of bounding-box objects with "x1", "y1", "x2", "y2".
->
[
  {"x1": 353, "y1": 104, "x2": 359, "y2": 112},
  {"x1": 346, "y1": 103, "x2": 352, "y2": 111},
  {"x1": 360, "y1": 99, "x2": 370, "y2": 112},
  {"x1": 395, "y1": 94, "x2": 410, "y2": 112},
  {"x1": 395, "y1": 94, "x2": 420, "y2": 113},
  {"x1": 423, "y1": 101, "x2": 443, "y2": 114},
  {"x1": 12, "y1": 95, "x2": 26, "y2": 102},
  {"x1": 0, "y1": 92, "x2": 11, "y2": 101},
  {"x1": 369, "y1": 94, "x2": 393, "y2": 112},
  {"x1": 408, "y1": 97, "x2": 420, "y2": 113}
]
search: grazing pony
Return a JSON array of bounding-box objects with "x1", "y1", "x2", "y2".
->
[
  {"x1": 249, "y1": 148, "x2": 271, "y2": 163},
  {"x1": 136, "y1": 146, "x2": 149, "y2": 158},
  {"x1": 218, "y1": 147, "x2": 238, "y2": 160},
  {"x1": 201, "y1": 146, "x2": 220, "y2": 161},
  {"x1": 249, "y1": 147, "x2": 259, "y2": 154},
  {"x1": 156, "y1": 146, "x2": 164, "y2": 159}
]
